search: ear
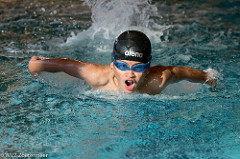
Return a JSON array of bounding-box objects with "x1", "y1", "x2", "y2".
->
[{"x1": 110, "y1": 62, "x2": 114, "y2": 69}]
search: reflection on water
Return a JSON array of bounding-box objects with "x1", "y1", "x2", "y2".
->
[{"x1": 0, "y1": 0, "x2": 240, "y2": 158}]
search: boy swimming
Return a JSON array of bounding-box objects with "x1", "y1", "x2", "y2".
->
[{"x1": 28, "y1": 30, "x2": 216, "y2": 95}]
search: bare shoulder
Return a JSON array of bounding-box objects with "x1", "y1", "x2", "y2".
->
[
  {"x1": 145, "y1": 66, "x2": 178, "y2": 84},
  {"x1": 81, "y1": 63, "x2": 113, "y2": 88},
  {"x1": 83, "y1": 63, "x2": 112, "y2": 76},
  {"x1": 139, "y1": 66, "x2": 175, "y2": 94},
  {"x1": 147, "y1": 66, "x2": 175, "y2": 78}
]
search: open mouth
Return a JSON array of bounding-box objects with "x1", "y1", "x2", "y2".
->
[{"x1": 125, "y1": 80, "x2": 135, "y2": 91}]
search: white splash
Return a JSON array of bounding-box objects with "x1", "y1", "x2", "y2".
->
[
  {"x1": 63, "y1": 0, "x2": 171, "y2": 49},
  {"x1": 204, "y1": 68, "x2": 218, "y2": 81}
]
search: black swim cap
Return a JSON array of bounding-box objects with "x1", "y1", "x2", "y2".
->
[{"x1": 113, "y1": 30, "x2": 152, "y2": 63}]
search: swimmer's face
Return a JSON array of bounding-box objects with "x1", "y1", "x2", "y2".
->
[{"x1": 111, "y1": 60, "x2": 148, "y2": 93}]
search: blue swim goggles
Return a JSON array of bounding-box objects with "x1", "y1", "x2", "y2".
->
[{"x1": 112, "y1": 54, "x2": 150, "y2": 72}]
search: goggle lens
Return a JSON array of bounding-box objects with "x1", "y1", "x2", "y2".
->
[{"x1": 112, "y1": 55, "x2": 150, "y2": 72}]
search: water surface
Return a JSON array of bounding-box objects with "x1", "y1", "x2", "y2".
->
[{"x1": 0, "y1": 0, "x2": 240, "y2": 158}]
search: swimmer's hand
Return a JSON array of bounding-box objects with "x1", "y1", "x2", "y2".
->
[
  {"x1": 28, "y1": 56, "x2": 47, "y2": 79},
  {"x1": 205, "y1": 78, "x2": 217, "y2": 87},
  {"x1": 204, "y1": 68, "x2": 217, "y2": 89}
]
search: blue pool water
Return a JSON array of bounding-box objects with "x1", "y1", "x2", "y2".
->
[{"x1": 0, "y1": 0, "x2": 240, "y2": 158}]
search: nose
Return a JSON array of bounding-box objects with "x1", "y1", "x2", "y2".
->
[{"x1": 125, "y1": 70, "x2": 136, "y2": 78}]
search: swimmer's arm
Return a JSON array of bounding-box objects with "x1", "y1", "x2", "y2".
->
[
  {"x1": 168, "y1": 66, "x2": 217, "y2": 87},
  {"x1": 29, "y1": 56, "x2": 105, "y2": 78},
  {"x1": 28, "y1": 56, "x2": 109, "y2": 88},
  {"x1": 28, "y1": 56, "x2": 87, "y2": 79}
]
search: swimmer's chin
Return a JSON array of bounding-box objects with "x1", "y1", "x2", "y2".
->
[{"x1": 122, "y1": 88, "x2": 139, "y2": 94}]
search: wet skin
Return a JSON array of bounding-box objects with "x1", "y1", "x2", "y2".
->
[{"x1": 28, "y1": 56, "x2": 216, "y2": 95}]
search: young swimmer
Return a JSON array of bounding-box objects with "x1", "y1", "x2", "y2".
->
[{"x1": 28, "y1": 30, "x2": 216, "y2": 95}]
